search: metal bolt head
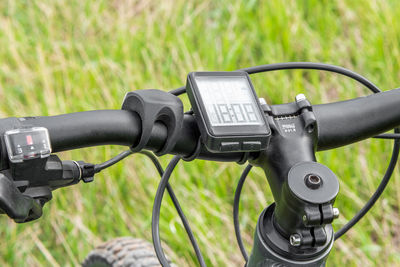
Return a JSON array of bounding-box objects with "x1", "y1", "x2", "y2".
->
[
  {"x1": 304, "y1": 174, "x2": 322, "y2": 189},
  {"x1": 290, "y1": 234, "x2": 302, "y2": 247},
  {"x1": 302, "y1": 214, "x2": 308, "y2": 223},
  {"x1": 333, "y1": 208, "x2": 340, "y2": 219},
  {"x1": 259, "y1": 98, "x2": 267, "y2": 105},
  {"x1": 295, "y1": 94, "x2": 306, "y2": 102}
]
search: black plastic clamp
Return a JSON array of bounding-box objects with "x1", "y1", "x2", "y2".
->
[{"x1": 122, "y1": 90, "x2": 184, "y2": 156}]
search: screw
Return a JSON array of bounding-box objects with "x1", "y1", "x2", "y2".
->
[
  {"x1": 259, "y1": 98, "x2": 267, "y2": 105},
  {"x1": 304, "y1": 174, "x2": 322, "y2": 189},
  {"x1": 289, "y1": 234, "x2": 302, "y2": 247},
  {"x1": 295, "y1": 94, "x2": 306, "y2": 102},
  {"x1": 302, "y1": 214, "x2": 308, "y2": 223},
  {"x1": 333, "y1": 208, "x2": 340, "y2": 219}
]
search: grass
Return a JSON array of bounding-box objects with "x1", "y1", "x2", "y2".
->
[{"x1": 0, "y1": 0, "x2": 400, "y2": 266}]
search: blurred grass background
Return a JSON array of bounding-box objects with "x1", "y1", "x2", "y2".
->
[{"x1": 0, "y1": 0, "x2": 400, "y2": 266}]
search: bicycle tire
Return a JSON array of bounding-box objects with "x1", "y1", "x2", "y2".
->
[{"x1": 82, "y1": 237, "x2": 175, "y2": 267}]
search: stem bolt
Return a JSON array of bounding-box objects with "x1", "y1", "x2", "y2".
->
[
  {"x1": 304, "y1": 174, "x2": 322, "y2": 189},
  {"x1": 333, "y1": 208, "x2": 340, "y2": 219},
  {"x1": 290, "y1": 234, "x2": 302, "y2": 247}
]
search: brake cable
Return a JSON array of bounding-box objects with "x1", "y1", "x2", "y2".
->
[
  {"x1": 170, "y1": 62, "x2": 400, "y2": 262},
  {"x1": 94, "y1": 150, "x2": 134, "y2": 173},
  {"x1": 94, "y1": 150, "x2": 206, "y2": 266},
  {"x1": 209, "y1": 63, "x2": 400, "y2": 262},
  {"x1": 335, "y1": 130, "x2": 400, "y2": 239},
  {"x1": 233, "y1": 165, "x2": 252, "y2": 261},
  {"x1": 141, "y1": 152, "x2": 206, "y2": 267},
  {"x1": 375, "y1": 133, "x2": 400, "y2": 139},
  {"x1": 151, "y1": 156, "x2": 209, "y2": 267},
  {"x1": 170, "y1": 62, "x2": 381, "y2": 96}
]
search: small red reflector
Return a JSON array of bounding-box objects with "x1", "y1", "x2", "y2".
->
[{"x1": 26, "y1": 135, "x2": 33, "y2": 145}]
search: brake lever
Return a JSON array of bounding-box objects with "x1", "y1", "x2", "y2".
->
[
  {"x1": 0, "y1": 174, "x2": 43, "y2": 223},
  {"x1": 0, "y1": 154, "x2": 97, "y2": 223}
]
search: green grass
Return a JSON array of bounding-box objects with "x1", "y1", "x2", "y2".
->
[{"x1": 0, "y1": 0, "x2": 400, "y2": 266}]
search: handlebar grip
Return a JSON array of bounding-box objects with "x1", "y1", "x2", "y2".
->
[
  {"x1": 20, "y1": 110, "x2": 142, "y2": 151},
  {"x1": 314, "y1": 88, "x2": 400, "y2": 150}
]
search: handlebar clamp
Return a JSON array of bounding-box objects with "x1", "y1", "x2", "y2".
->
[{"x1": 122, "y1": 90, "x2": 184, "y2": 156}]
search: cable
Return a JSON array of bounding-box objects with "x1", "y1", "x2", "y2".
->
[
  {"x1": 335, "y1": 128, "x2": 400, "y2": 239},
  {"x1": 140, "y1": 151, "x2": 205, "y2": 267},
  {"x1": 235, "y1": 64, "x2": 399, "y2": 240},
  {"x1": 236, "y1": 63, "x2": 396, "y2": 241},
  {"x1": 374, "y1": 133, "x2": 400, "y2": 140},
  {"x1": 94, "y1": 150, "x2": 206, "y2": 266},
  {"x1": 239, "y1": 62, "x2": 380, "y2": 93},
  {"x1": 169, "y1": 62, "x2": 381, "y2": 95},
  {"x1": 169, "y1": 86, "x2": 186, "y2": 96},
  {"x1": 94, "y1": 150, "x2": 134, "y2": 173},
  {"x1": 151, "y1": 156, "x2": 180, "y2": 267},
  {"x1": 233, "y1": 165, "x2": 252, "y2": 262},
  {"x1": 170, "y1": 62, "x2": 397, "y2": 242},
  {"x1": 152, "y1": 156, "x2": 207, "y2": 267},
  {"x1": 139, "y1": 151, "x2": 164, "y2": 175},
  {"x1": 243, "y1": 63, "x2": 399, "y2": 240}
]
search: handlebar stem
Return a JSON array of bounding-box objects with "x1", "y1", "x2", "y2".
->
[{"x1": 248, "y1": 97, "x2": 338, "y2": 266}]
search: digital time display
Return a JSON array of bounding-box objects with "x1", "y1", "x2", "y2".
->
[
  {"x1": 195, "y1": 76, "x2": 263, "y2": 126},
  {"x1": 186, "y1": 71, "x2": 271, "y2": 152}
]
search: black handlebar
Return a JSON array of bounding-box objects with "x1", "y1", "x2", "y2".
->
[
  {"x1": 314, "y1": 88, "x2": 400, "y2": 150},
  {"x1": 0, "y1": 88, "x2": 399, "y2": 169},
  {"x1": 3, "y1": 111, "x2": 244, "y2": 165},
  {"x1": 22, "y1": 110, "x2": 141, "y2": 151}
]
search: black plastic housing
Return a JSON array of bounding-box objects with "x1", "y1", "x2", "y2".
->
[
  {"x1": 121, "y1": 89, "x2": 184, "y2": 156},
  {"x1": 186, "y1": 71, "x2": 271, "y2": 153}
]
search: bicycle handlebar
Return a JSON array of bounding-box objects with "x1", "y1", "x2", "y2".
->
[
  {"x1": 0, "y1": 88, "x2": 397, "y2": 168},
  {"x1": 1, "y1": 85, "x2": 400, "y2": 264},
  {"x1": 0, "y1": 111, "x2": 243, "y2": 168},
  {"x1": 315, "y1": 88, "x2": 400, "y2": 150}
]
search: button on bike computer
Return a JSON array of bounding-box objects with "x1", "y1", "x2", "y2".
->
[{"x1": 186, "y1": 71, "x2": 271, "y2": 152}]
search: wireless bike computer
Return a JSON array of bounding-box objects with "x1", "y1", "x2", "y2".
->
[{"x1": 186, "y1": 71, "x2": 271, "y2": 152}]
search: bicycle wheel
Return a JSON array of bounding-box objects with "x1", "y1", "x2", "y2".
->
[{"x1": 82, "y1": 237, "x2": 174, "y2": 267}]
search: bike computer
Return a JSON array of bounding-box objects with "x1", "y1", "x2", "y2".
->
[{"x1": 186, "y1": 71, "x2": 271, "y2": 152}]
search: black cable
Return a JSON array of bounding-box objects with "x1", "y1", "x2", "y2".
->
[
  {"x1": 152, "y1": 156, "x2": 207, "y2": 267},
  {"x1": 94, "y1": 150, "x2": 206, "y2": 266},
  {"x1": 94, "y1": 150, "x2": 134, "y2": 173},
  {"x1": 169, "y1": 62, "x2": 381, "y2": 95},
  {"x1": 140, "y1": 151, "x2": 205, "y2": 267},
  {"x1": 239, "y1": 62, "x2": 381, "y2": 93},
  {"x1": 374, "y1": 133, "x2": 400, "y2": 139},
  {"x1": 170, "y1": 62, "x2": 397, "y2": 242},
  {"x1": 335, "y1": 128, "x2": 400, "y2": 239},
  {"x1": 233, "y1": 165, "x2": 252, "y2": 262},
  {"x1": 236, "y1": 63, "x2": 398, "y2": 240},
  {"x1": 139, "y1": 151, "x2": 164, "y2": 175},
  {"x1": 169, "y1": 86, "x2": 186, "y2": 96}
]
